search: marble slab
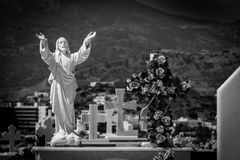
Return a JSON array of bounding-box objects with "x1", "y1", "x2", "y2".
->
[
  {"x1": 217, "y1": 67, "x2": 240, "y2": 160},
  {"x1": 33, "y1": 147, "x2": 192, "y2": 160}
]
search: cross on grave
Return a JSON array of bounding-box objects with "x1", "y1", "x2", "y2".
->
[
  {"x1": 105, "y1": 88, "x2": 138, "y2": 136},
  {"x1": 105, "y1": 108, "x2": 117, "y2": 135},
  {"x1": 36, "y1": 115, "x2": 55, "y2": 145},
  {"x1": 2, "y1": 125, "x2": 22, "y2": 152},
  {"x1": 217, "y1": 67, "x2": 240, "y2": 160},
  {"x1": 81, "y1": 104, "x2": 117, "y2": 139}
]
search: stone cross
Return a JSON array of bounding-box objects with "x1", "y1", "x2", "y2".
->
[
  {"x1": 105, "y1": 88, "x2": 137, "y2": 136},
  {"x1": 217, "y1": 67, "x2": 240, "y2": 160},
  {"x1": 36, "y1": 115, "x2": 55, "y2": 145},
  {"x1": 105, "y1": 108, "x2": 117, "y2": 134},
  {"x1": 2, "y1": 125, "x2": 22, "y2": 152},
  {"x1": 81, "y1": 104, "x2": 115, "y2": 139}
]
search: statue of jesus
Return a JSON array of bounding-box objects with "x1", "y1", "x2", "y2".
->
[{"x1": 36, "y1": 32, "x2": 96, "y2": 146}]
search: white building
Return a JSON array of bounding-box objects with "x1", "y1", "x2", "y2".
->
[
  {"x1": 173, "y1": 117, "x2": 201, "y2": 128},
  {"x1": 173, "y1": 117, "x2": 215, "y2": 129},
  {"x1": 14, "y1": 102, "x2": 50, "y2": 134},
  {"x1": 93, "y1": 95, "x2": 106, "y2": 105},
  {"x1": 26, "y1": 91, "x2": 50, "y2": 103},
  {"x1": 34, "y1": 91, "x2": 49, "y2": 97},
  {"x1": 90, "y1": 81, "x2": 114, "y2": 87}
]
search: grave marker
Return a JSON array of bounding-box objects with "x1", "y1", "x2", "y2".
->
[
  {"x1": 105, "y1": 88, "x2": 138, "y2": 136},
  {"x1": 81, "y1": 104, "x2": 115, "y2": 139},
  {"x1": 105, "y1": 109, "x2": 117, "y2": 134},
  {"x1": 217, "y1": 67, "x2": 240, "y2": 160},
  {"x1": 2, "y1": 125, "x2": 22, "y2": 152}
]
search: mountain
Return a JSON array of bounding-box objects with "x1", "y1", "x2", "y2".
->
[
  {"x1": 134, "y1": 0, "x2": 240, "y2": 23},
  {"x1": 0, "y1": 0, "x2": 239, "y2": 105}
]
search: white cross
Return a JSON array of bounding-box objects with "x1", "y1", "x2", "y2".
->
[
  {"x1": 81, "y1": 104, "x2": 117, "y2": 139},
  {"x1": 105, "y1": 109, "x2": 117, "y2": 134},
  {"x1": 105, "y1": 88, "x2": 137, "y2": 136}
]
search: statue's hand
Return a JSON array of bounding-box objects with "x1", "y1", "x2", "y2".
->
[
  {"x1": 84, "y1": 31, "x2": 96, "y2": 47},
  {"x1": 36, "y1": 33, "x2": 47, "y2": 41},
  {"x1": 87, "y1": 31, "x2": 96, "y2": 40},
  {"x1": 36, "y1": 33, "x2": 48, "y2": 47}
]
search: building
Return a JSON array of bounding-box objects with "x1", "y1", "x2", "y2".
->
[
  {"x1": 0, "y1": 105, "x2": 15, "y2": 132},
  {"x1": 38, "y1": 106, "x2": 50, "y2": 123},
  {"x1": 173, "y1": 117, "x2": 216, "y2": 129},
  {"x1": 0, "y1": 100, "x2": 12, "y2": 108},
  {"x1": 26, "y1": 91, "x2": 50, "y2": 104},
  {"x1": 34, "y1": 92, "x2": 49, "y2": 97},
  {"x1": 93, "y1": 93, "x2": 117, "y2": 105},
  {"x1": 173, "y1": 117, "x2": 202, "y2": 128},
  {"x1": 90, "y1": 81, "x2": 114, "y2": 87},
  {"x1": 93, "y1": 95, "x2": 106, "y2": 105},
  {"x1": 14, "y1": 102, "x2": 50, "y2": 134}
]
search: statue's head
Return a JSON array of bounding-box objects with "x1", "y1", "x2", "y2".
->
[{"x1": 55, "y1": 37, "x2": 71, "y2": 54}]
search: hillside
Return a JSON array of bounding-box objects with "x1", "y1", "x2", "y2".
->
[
  {"x1": 0, "y1": 0, "x2": 240, "y2": 113},
  {"x1": 134, "y1": 0, "x2": 240, "y2": 23}
]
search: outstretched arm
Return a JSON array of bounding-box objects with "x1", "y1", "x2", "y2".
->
[
  {"x1": 72, "y1": 32, "x2": 96, "y2": 66},
  {"x1": 36, "y1": 33, "x2": 53, "y2": 65}
]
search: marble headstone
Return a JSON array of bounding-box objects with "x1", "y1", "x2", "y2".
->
[{"x1": 217, "y1": 67, "x2": 240, "y2": 160}]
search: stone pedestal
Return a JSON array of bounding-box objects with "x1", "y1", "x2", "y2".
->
[
  {"x1": 0, "y1": 152, "x2": 17, "y2": 160},
  {"x1": 33, "y1": 147, "x2": 191, "y2": 160}
]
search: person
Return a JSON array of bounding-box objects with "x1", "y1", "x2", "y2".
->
[{"x1": 36, "y1": 32, "x2": 96, "y2": 145}]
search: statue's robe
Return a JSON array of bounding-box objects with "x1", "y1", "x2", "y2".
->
[{"x1": 40, "y1": 42, "x2": 90, "y2": 145}]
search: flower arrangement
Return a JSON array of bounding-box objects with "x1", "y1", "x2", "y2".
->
[{"x1": 126, "y1": 51, "x2": 190, "y2": 160}]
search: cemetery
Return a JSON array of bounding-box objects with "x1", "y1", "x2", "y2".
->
[
  {"x1": 1, "y1": 1, "x2": 240, "y2": 159},
  {"x1": 0, "y1": 53, "x2": 223, "y2": 160}
]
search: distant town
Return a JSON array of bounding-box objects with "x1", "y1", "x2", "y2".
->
[{"x1": 0, "y1": 81, "x2": 216, "y2": 143}]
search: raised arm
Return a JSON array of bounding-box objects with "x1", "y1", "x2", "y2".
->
[
  {"x1": 72, "y1": 31, "x2": 96, "y2": 66},
  {"x1": 36, "y1": 33, "x2": 53, "y2": 65}
]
